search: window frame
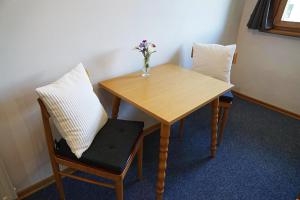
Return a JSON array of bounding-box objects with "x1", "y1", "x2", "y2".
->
[{"x1": 270, "y1": 0, "x2": 300, "y2": 37}]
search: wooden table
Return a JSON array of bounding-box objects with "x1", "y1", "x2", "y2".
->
[{"x1": 99, "y1": 64, "x2": 233, "y2": 200}]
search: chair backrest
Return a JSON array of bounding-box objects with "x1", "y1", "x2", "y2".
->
[
  {"x1": 191, "y1": 47, "x2": 238, "y2": 64},
  {"x1": 38, "y1": 98, "x2": 56, "y2": 157}
]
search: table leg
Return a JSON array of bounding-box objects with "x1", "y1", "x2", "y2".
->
[
  {"x1": 112, "y1": 96, "x2": 121, "y2": 119},
  {"x1": 211, "y1": 98, "x2": 219, "y2": 158},
  {"x1": 156, "y1": 123, "x2": 171, "y2": 200}
]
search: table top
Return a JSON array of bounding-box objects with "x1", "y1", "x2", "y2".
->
[{"x1": 99, "y1": 64, "x2": 233, "y2": 124}]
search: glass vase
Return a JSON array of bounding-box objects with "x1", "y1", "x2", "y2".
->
[{"x1": 142, "y1": 56, "x2": 150, "y2": 77}]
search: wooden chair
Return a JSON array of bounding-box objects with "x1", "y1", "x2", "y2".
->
[
  {"x1": 179, "y1": 48, "x2": 237, "y2": 145},
  {"x1": 38, "y1": 98, "x2": 144, "y2": 200}
]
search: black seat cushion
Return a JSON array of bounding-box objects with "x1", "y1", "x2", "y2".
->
[
  {"x1": 219, "y1": 91, "x2": 234, "y2": 103},
  {"x1": 55, "y1": 119, "x2": 144, "y2": 174}
]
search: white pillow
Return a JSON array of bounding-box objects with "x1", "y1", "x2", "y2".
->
[
  {"x1": 36, "y1": 63, "x2": 108, "y2": 158},
  {"x1": 191, "y1": 43, "x2": 236, "y2": 83}
]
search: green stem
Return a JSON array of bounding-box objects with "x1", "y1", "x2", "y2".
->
[{"x1": 144, "y1": 56, "x2": 150, "y2": 69}]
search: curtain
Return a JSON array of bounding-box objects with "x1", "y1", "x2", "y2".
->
[{"x1": 247, "y1": 0, "x2": 276, "y2": 31}]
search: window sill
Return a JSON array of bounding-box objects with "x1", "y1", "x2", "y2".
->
[{"x1": 267, "y1": 29, "x2": 300, "y2": 38}]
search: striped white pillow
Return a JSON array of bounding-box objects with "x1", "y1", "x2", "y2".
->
[
  {"x1": 36, "y1": 63, "x2": 108, "y2": 158},
  {"x1": 192, "y1": 43, "x2": 236, "y2": 83}
]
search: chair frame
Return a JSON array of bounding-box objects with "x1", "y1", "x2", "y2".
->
[
  {"x1": 38, "y1": 98, "x2": 144, "y2": 200},
  {"x1": 179, "y1": 47, "x2": 237, "y2": 145}
]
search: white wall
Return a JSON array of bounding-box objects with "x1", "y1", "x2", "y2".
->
[
  {"x1": 232, "y1": 0, "x2": 300, "y2": 114},
  {"x1": 0, "y1": 0, "x2": 245, "y2": 191}
]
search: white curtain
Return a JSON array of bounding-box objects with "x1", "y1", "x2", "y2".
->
[{"x1": 0, "y1": 158, "x2": 17, "y2": 200}]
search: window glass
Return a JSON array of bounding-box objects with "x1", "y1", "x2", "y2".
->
[{"x1": 281, "y1": 0, "x2": 300, "y2": 22}]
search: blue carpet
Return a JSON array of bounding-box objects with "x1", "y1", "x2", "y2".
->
[{"x1": 25, "y1": 97, "x2": 300, "y2": 200}]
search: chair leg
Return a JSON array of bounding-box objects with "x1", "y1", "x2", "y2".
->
[
  {"x1": 51, "y1": 162, "x2": 65, "y2": 200},
  {"x1": 137, "y1": 141, "x2": 143, "y2": 180},
  {"x1": 218, "y1": 107, "x2": 230, "y2": 145},
  {"x1": 115, "y1": 180, "x2": 123, "y2": 200},
  {"x1": 178, "y1": 118, "x2": 185, "y2": 138},
  {"x1": 218, "y1": 107, "x2": 223, "y2": 123}
]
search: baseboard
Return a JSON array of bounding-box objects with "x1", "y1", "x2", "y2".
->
[
  {"x1": 232, "y1": 91, "x2": 300, "y2": 120},
  {"x1": 17, "y1": 168, "x2": 75, "y2": 200}
]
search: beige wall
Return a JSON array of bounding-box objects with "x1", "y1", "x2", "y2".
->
[
  {"x1": 232, "y1": 0, "x2": 300, "y2": 114},
  {"x1": 0, "y1": 0, "x2": 245, "y2": 191}
]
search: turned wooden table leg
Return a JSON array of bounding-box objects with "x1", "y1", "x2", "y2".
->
[
  {"x1": 156, "y1": 123, "x2": 171, "y2": 200},
  {"x1": 112, "y1": 96, "x2": 121, "y2": 119},
  {"x1": 211, "y1": 98, "x2": 219, "y2": 158}
]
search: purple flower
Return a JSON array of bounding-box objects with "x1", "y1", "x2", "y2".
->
[{"x1": 135, "y1": 40, "x2": 157, "y2": 58}]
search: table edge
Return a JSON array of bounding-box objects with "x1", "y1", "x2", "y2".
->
[{"x1": 99, "y1": 82, "x2": 234, "y2": 125}]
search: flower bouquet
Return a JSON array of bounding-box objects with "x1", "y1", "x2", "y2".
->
[{"x1": 135, "y1": 40, "x2": 156, "y2": 77}]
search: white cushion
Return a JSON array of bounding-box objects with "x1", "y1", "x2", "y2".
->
[
  {"x1": 191, "y1": 43, "x2": 236, "y2": 83},
  {"x1": 36, "y1": 63, "x2": 108, "y2": 158}
]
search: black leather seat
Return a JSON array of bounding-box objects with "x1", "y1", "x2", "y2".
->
[
  {"x1": 219, "y1": 91, "x2": 234, "y2": 103},
  {"x1": 55, "y1": 119, "x2": 144, "y2": 174}
]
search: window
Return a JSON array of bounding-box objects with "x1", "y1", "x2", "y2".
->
[
  {"x1": 273, "y1": 0, "x2": 300, "y2": 37},
  {"x1": 281, "y1": 0, "x2": 300, "y2": 22}
]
